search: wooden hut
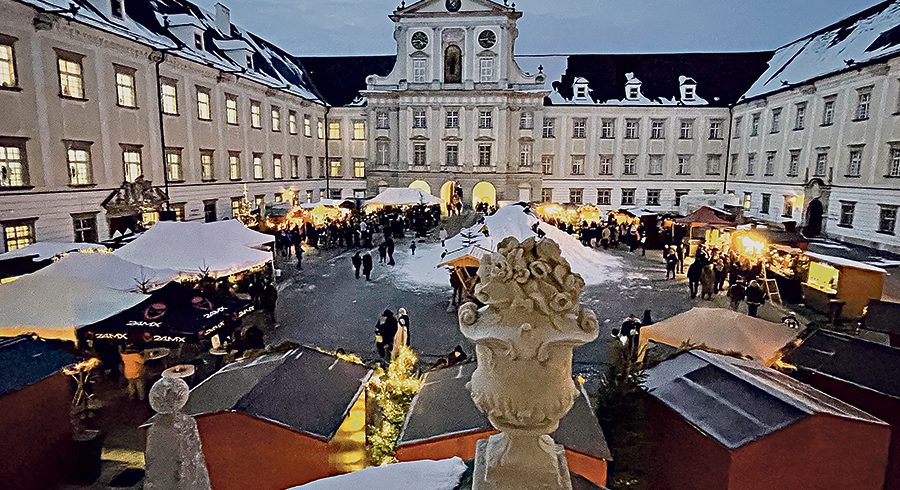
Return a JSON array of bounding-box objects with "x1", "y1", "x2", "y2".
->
[
  {"x1": 861, "y1": 298, "x2": 900, "y2": 347},
  {"x1": 802, "y1": 252, "x2": 885, "y2": 319},
  {"x1": 644, "y1": 350, "x2": 890, "y2": 490},
  {"x1": 395, "y1": 363, "x2": 611, "y2": 487}
]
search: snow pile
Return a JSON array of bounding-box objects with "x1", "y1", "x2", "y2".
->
[
  {"x1": 387, "y1": 205, "x2": 624, "y2": 292},
  {"x1": 289, "y1": 457, "x2": 466, "y2": 490}
]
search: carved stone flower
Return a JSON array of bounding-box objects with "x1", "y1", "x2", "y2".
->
[
  {"x1": 529, "y1": 260, "x2": 552, "y2": 281},
  {"x1": 492, "y1": 256, "x2": 514, "y2": 282},
  {"x1": 549, "y1": 292, "x2": 575, "y2": 312},
  {"x1": 536, "y1": 239, "x2": 562, "y2": 261}
]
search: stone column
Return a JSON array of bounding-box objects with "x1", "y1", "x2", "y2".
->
[{"x1": 459, "y1": 236, "x2": 599, "y2": 490}]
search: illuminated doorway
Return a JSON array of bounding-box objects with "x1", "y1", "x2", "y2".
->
[
  {"x1": 408, "y1": 179, "x2": 431, "y2": 194},
  {"x1": 472, "y1": 181, "x2": 496, "y2": 208}
]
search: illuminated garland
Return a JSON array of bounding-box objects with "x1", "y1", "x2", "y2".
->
[{"x1": 366, "y1": 345, "x2": 420, "y2": 466}]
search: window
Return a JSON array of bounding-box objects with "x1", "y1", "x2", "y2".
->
[
  {"x1": 764, "y1": 152, "x2": 775, "y2": 176},
  {"x1": 226, "y1": 94, "x2": 238, "y2": 125},
  {"x1": 750, "y1": 113, "x2": 760, "y2": 136},
  {"x1": 57, "y1": 53, "x2": 84, "y2": 99},
  {"x1": 3, "y1": 220, "x2": 35, "y2": 251},
  {"x1": 115, "y1": 66, "x2": 136, "y2": 108},
  {"x1": 304, "y1": 115, "x2": 312, "y2": 136},
  {"x1": 733, "y1": 117, "x2": 741, "y2": 138},
  {"x1": 746, "y1": 153, "x2": 756, "y2": 176},
  {"x1": 413, "y1": 109, "x2": 427, "y2": 129},
  {"x1": 330, "y1": 159, "x2": 342, "y2": 177},
  {"x1": 122, "y1": 146, "x2": 142, "y2": 183},
  {"x1": 329, "y1": 121, "x2": 341, "y2": 139},
  {"x1": 110, "y1": 0, "x2": 123, "y2": 17},
  {"x1": 572, "y1": 155, "x2": 585, "y2": 175},
  {"x1": 782, "y1": 196, "x2": 794, "y2": 218},
  {"x1": 0, "y1": 40, "x2": 17, "y2": 88},
  {"x1": 289, "y1": 111, "x2": 297, "y2": 134},
  {"x1": 674, "y1": 190, "x2": 689, "y2": 207},
  {"x1": 412, "y1": 58, "x2": 427, "y2": 83},
  {"x1": 377, "y1": 111, "x2": 389, "y2": 129},
  {"x1": 0, "y1": 138, "x2": 27, "y2": 187},
  {"x1": 192, "y1": 32, "x2": 203, "y2": 49},
  {"x1": 839, "y1": 201, "x2": 855, "y2": 227},
  {"x1": 72, "y1": 213, "x2": 98, "y2": 242},
  {"x1": 250, "y1": 101, "x2": 261, "y2": 128},
  {"x1": 519, "y1": 143, "x2": 532, "y2": 167},
  {"x1": 795, "y1": 103, "x2": 806, "y2": 130},
  {"x1": 679, "y1": 119, "x2": 693, "y2": 139},
  {"x1": 620, "y1": 119, "x2": 638, "y2": 140},
  {"x1": 541, "y1": 155, "x2": 553, "y2": 175},
  {"x1": 290, "y1": 155, "x2": 298, "y2": 179},
  {"x1": 446, "y1": 110, "x2": 459, "y2": 128},
  {"x1": 273, "y1": 155, "x2": 283, "y2": 179},
  {"x1": 377, "y1": 141, "x2": 389, "y2": 166},
  {"x1": 815, "y1": 152, "x2": 828, "y2": 176},
  {"x1": 160, "y1": 79, "x2": 178, "y2": 115},
  {"x1": 569, "y1": 188, "x2": 583, "y2": 205},
  {"x1": 706, "y1": 154, "x2": 721, "y2": 175},
  {"x1": 229, "y1": 152, "x2": 241, "y2": 180},
  {"x1": 880, "y1": 206, "x2": 897, "y2": 234},
  {"x1": 166, "y1": 148, "x2": 182, "y2": 181},
  {"x1": 305, "y1": 156, "x2": 313, "y2": 178},
  {"x1": 231, "y1": 197, "x2": 242, "y2": 217},
  {"x1": 770, "y1": 108, "x2": 781, "y2": 133},
  {"x1": 601, "y1": 119, "x2": 614, "y2": 139},
  {"x1": 622, "y1": 155, "x2": 636, "y2": 175},
  {"x1": 542, "y1": 118, "x2": 555, "y2": 138},
  {"x1": 479, "y1": 110, "x2": 492, "y2": 129},
  {"x1": 253, "y1": 154, "x2": 263, "y2": 179},
  {"x1": 628, "y1": 86, "x2": 639, "y2": 99},
  {"x1": 577, "y1": 86, "x2": 587, "y2": 98},
  {"x1": 677, "y1": 155, "x2": 691, "y2": 175},
  {"x1": 204, "y1": 200, "x2": 217, "y2": 222},
  {"x1": 822, "y1": 97, "x2": 835, "y2": 126},
  {"x1": 520, "y1": 112, "x2": 534, "y2": 129},
  {"x1": 890, "y1": 147, "x2": 900, "y2": 177},
  {"x1": 730, "y1": 154, "x2": 738, "y2": 176},
  {"x1": 317, "y1": 119, "x2": 325, "y2": 139},
  {"x1": 855, "y1": 90, "x2": 871, "y2": 121},
  {"x1": 478, "y1": 144, "x2": 492, "y2": 166},
  {"x1": 651, "y1": 120, "x2": 665, "y2": 139},
  {"x1": 847, "y1": 148, "x2": 862, "y2": 177},
  {"x1": 572, "y1": 118, "x2": 586, "y2": 138},
  {"x1": 708, "y1": 120, "x2": 722, "y2": 140},
  {"x1": 196, "y1": 87, "x2": 210, "y2": 120},
  {"x1": 621, "y1": 188, "x2": 635, "y2": 206},
  {"x1": 479, "y1": 57, "x2": 493, "y2": 81},
  {"x1": 354, "y1": 159, "x2": 365, "y2": 178},
  {"x1": 446, "y1": 144, "x2": 459, "y2": 166},
  {"x1": 599, "y1": 155, "x2": 612, "y2": 175},
  {"x1": 743, "y1": 192, "x2": 752, "y2": 210},
  {"x1": 597, "y1": 189, "x2": 611, "y2": 205},
  {"x1": 646, "y1": 189, "x2": 660, "y2": 206},
  {"x1": 760, "y1": 194, "x2": 771, "y2": 214},
  {"x1": 788, "y1": 151, "x2": 800, "y2": 177},
  {"x1": 271, "y1": 107, "x2": 281, "y2": 132},
  {"x1": 305, "y1": 190, "x2": 313, "y2": 203},
  {"x1": 353, "y1": 121, "x2": 365, "y2": 140},
  {"x1": 200, "y1": 150, "x2": 214, "y2": 181},
  {"x1": 414, "y1": 143, "x2": 427, "y2": 166},
  {"x1": 541, "y1": 188, "x2": 553, "y2": 203},
  {"x1": 649, "y1": 155, "x2": 663, "y2": 175}
]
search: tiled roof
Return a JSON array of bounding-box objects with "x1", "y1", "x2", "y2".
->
[{"x1": 0, "y1": 336, "x2": 83, "y2": 397}]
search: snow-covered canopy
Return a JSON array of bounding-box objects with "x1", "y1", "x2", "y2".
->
[
  {"x1": 299, "y1": 198, "x2": 353, "y2": 209},
  {"x1": 202, "y1": 219, "x2": 274, "y2": 249},
  {"x1": 0, "y1": 242, "x2": 108, "y2": 262},
  {"x1": 367, "y1": 188, "x2": 442, "y2": 206},
  {"x1": 0, "y1": 275, "x2": 148, "y2": 341},
  {"x1": 288, "y1": 457, "x2": 466, "y2": 490},
  {"x1": 32, "y1": 253, "x2": 179, "y2": 292},
  {"x1": 806, "y1": 252, "x2": 887, "y2": 274},
  {"x1": 114, "y1": 221, "x2": 272, "y2": 278}
]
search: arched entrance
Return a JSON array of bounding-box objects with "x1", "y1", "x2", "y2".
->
[
  {"x1": 472, "y1": 181, "x2": 496, "y2": 208},
  {"x1": 444, "y1": 45, "x2": 462, "y2": 83},
  {"x1": 804, "y1": 199, "x2": 823, "y2": 237},
  {"x1": 440, "y1": 181, "x2": 460, "y2": 215},
  {"x1": 377, "y1": 180, "x2": 389, "y2": 194},
  {"x1": 408, "y1": 179, "x2": 431, "y2": 194}
]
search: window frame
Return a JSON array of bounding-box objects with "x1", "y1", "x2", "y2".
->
[
  {"x1": 479, "y1": 110, "x2": 493, "y2": 129},
  {"x1": 353, "y1": 121, "x2": 366, "y2": 140},
  {"x1": 289, "y1": 111, "x2": 297, "y2": 134},
  {"x1": 271, "y1": 106, "x2": 281, "y2": 132},
  {"x1": 846, "y1": 147, "x2": 863, "y2": 177},
  {"x1": 621, "y1": 188, "x2": 635, "y2": 206},
  {"x1": 542, "y1": 118, "x2": 555, "y2": 138},
  {"x1": 250, "y1": 100, "x2": 262, "y2": 128},
  {"x1": 252, "y1": 153, "x2": 264, "y2": 180},
  {"x1": 879, "y1": 205, "x2": 897, "y2": 235},
  {"x1": 478, "y1": 143, "x2": 492, "y2": 166},
  {"x1": 273, "y1": 154, "x2": 283, "y2": 180},
  {"x1": 625, "y1": 119, "x2": 639, "y2": 139},
  {"x1": 56, "y1": 50, "x2": 85, "y2": 99},
  {"x1": 708, "y1": 120, "x2": 722, "y2": 140},
  {"x1": 822, "y1": 96, "x2": 836, "y2": 126},
  {"x1": 572, "y1": 118, "x2": 587, "y2": 139},
  {"x1": 354, "y1": 159, "x2": 365, "y2": 178},
  {"x1": 446, "y1": 144, "x2": 459, "y2": 166},
  {"x1": 622, "y1": 155, "x2": 636, "y2": 175},
  {"x1": 114, "y1": 65, "x2": 137, "y2": 108},
  {"x1": 413, "y1": 109, "x2": 427, "y2": 129},
  {"x1": 328, "y1": 121, "x2": 341, "y2": 139},
  {"x1": 597, "y1": 189, "x2": 611, "y2": 206},
  {"x1": 855, "y1": 89, "x2": 872, "y2": 121},
  {"x1": 839, "y1": 201, "x2": 855, "y2": 228},
  {"x1": 572, "y1": 155, "x2": 585, "y2": 175},
  {"x1": 165, "y1": 147, "x2": 183, "y2": 182},
  {"x1": 541, "y1": 155, "x2": 553, "y2": 175},
  {"x1": 520, "y1": 112, "x2": 534, "y2": 129},
  {"x1": 0, "y1": 36, "x2": 18, "y2": 89},
  {"x1": 519, "y1": 142, "x2": 532, "y2": 167},
  {"x1": 764, "y1": 151, "x2": 776, "y2": 176},
  {"x1": 329, "y1": 158, "x2": 342, "y2": 177},
  {"x1": 225, "y1": 94, "x2": 239, "y2": 125},
  {"x1": 646, "y1": 189, "x2": 660, "y2": 206},
  {"x1": 196, "y1": 86, "x2": 211, "y2": 120},
  {"x1": 376, "y1": 111, "x2": 389, "y2": 129},
  {"x1": 679, "y1": 119, "x2": 694, "y2": 140},
  {"x1": 413, "y1": 143, "x2": 427, "y2": 167},
  {"x1": 2, "y1": 218, "x2": 36, "y2": 252},
  {"x1": 677, "y1": 155, "x2": 691, "y2": 175},
  {"x1": 228, "y1": 151, "x2": 241, "y2": 180},
  {"x1": 601, "y1": 119, "x2": 615, "y2": 139},
  {"x1": 0, "y1": 137, "x2": 28, "y2": 188},
  {"x1": 648, "y1": 154, "x2": 663, "y2": 175},
  {"x1": 72, "y1": 212, "x2": 98, "y2": 243},
  {"x1": 121, "y1": 144, "x2": 143, "y2": 183},
  {"x1": 159, "y1": 77, "x2": 178, "y2": 115},
  {"x1": 650, "y1": 119, "x2": 665, "y2": 139},
  {"x1": 200, "y1": 149, "x2": 215, "y2": 181}
]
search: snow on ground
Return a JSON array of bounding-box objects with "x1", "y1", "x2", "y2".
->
[
  {"x1": 289, "y1": 457, "x2": 466, "y2": 490},
  {"x1": 387, "y1": 205, "x2": 626, "y2": 292}
]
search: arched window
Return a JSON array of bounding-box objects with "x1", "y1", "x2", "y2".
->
[{"x1": 444, "y1": 45, "x2": 462, "y2": 83}]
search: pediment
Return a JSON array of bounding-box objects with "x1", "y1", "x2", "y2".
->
[{"x1": 394, "y1": 0, "x2": 518, "y2": 19}]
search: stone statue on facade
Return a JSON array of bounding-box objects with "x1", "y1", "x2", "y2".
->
[{"x1": 459, "y1": 236, "x2": 599, "y2": 490}]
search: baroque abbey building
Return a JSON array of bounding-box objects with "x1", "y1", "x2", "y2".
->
[{"x1": 3, "y1": 0, "x2": 900, "y2": 252}]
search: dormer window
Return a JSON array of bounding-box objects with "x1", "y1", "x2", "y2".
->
[
  {"x1": 111, "y1": 0, "x2": 123, "y2": 18},
  {"x1": 194, "y1": 33, "x2": 203, "y2": 50},
  {"x1": 246, "y1": 55, "x2": 253, "y2": 70},
  {"x1": 679, "y1": 76, "x2": 697, "y2": 101},
  {"x1": 577, "y1": 87, "x2": 586, "y2": 98},
  {"x1": 628, "y1": 87, "x2": 639, "y2": 99},
  {"x1": 684, "y1": 86, "x2": 694, "y2": 99},
  {"x1": 624, "y1": 73, "x2": 641, "y2": 101}
]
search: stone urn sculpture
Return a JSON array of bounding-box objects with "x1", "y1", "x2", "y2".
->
[{"x1": 459, "y1": 236, "x2": 599, "y2": 490}]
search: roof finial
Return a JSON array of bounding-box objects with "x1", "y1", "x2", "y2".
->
[
  {"x1": 401, "y1": 1, "x2": 405, "y2": 7},
  {"x1": 538, "y1": 64, "x2": 543, "y2": 72}
]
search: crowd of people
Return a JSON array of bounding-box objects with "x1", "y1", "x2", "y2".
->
[{"x1": 670, "y1": 244, "x2": 769, "y2": 317}]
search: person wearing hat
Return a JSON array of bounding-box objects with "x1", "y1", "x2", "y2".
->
[{"x1": 375, "y1": 310, "x2": 398, "y2": 360}]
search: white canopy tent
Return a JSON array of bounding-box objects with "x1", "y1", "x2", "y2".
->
[
  {"x1": 32, "y1": 253, "x2": 179, "y2": 292},
  {"x1": 0, "y1": 242, "x2": 108, "y2": 261},
  {"x1": 366, "y1": 188, "x2": 442, "y2": 206},
  {"x1": 299, "y1": 198, "x2": 353, "y2": 210},
  {"x1": 114, "y1": 221, "x2": 273, "y2": 278},
  {"x1": 0, "y1": 274, "x2": 147, "y2": 341},
  {"x1": 203, "y1": 219, "x2": 274, "y2": 249}
]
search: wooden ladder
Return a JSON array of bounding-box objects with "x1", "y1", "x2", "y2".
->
[{"x1": 762, "y1": 266, "x2": 782, "y2": 305}]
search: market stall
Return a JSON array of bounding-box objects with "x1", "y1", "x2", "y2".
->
[
  {"x1": 802, "y1": 252, "x2": 885, "y2": 320},
  {"x1": 32, "y1": 252, "x2": 179, "y2": 292},
  {"x1": 675, "y1": 206, "x2": 735, "y2": 255},
  {"x1": 365, "y1": 187, "x2": 442, "y2": 211},
  {"x1": 436, "y1": 244, "x2": 493, "y2": 303},
  {"x1": 762, "y1": 244, "x2": 808, "y2": 304}
]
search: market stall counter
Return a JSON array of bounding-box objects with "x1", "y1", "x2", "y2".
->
[{"x1": 802, "y1": 252, "x2": 885, "y2": 320}]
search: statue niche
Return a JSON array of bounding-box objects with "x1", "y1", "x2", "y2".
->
[{"x1": 445, "y1": 44, "x2": 462, "y2": 83}]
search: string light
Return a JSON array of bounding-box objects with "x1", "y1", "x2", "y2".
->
[{"x1": 366, "y1": 345, "x2": 420, "y2": 466}]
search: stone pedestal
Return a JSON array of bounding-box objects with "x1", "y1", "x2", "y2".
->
[{"x1": 472, "y1": 437, "x2": 571, "y2": 490}]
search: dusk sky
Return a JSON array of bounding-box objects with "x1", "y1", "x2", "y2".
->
[{"x1": 202, "y1": 0, "x2": 881, "y2": 57}]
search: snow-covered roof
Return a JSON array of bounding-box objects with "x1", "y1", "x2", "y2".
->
[
  {"x1": 32, "y1": 252, "x2": 178, "y2": 292},
  {"x1": 806, "y1": 251, "x2": 888, "y2": 273},
  {"x1": 0, "y1": 242, "x2": 108, "y2": 261},
  {"x1": 367, "y1": 188, "x2": 442, "y2": 206}
]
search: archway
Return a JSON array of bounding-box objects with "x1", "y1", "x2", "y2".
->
[
  {"x1": 472, "y1": 181, "x2": 496, "y2": 208},
  {"x1": 440, "y1": 181, "x2": 458, "y2": 215},
  {"x1": 444, "y1": 45, "x2": 462, "y2": 83},
  {"x1": 408, "y1": 179, "x2": 431, "y2": 194},
  {"x1": 804, "y1": 199, "x2": 823, "y2": 237}
]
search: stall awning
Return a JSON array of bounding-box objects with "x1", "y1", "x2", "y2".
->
[
  {"x1": 299, "y1": 198, "x2": 353, "y2": 210},
  {"x1": 675, "y1": 206, "x2": 734, "y2": 226},
  {"x1": 367, "y1": 188, "x2": 442, "y2": 206},
  {"x1": 32, "y1": 252, "x2": 178, "y2": 292},
  {"x1": 805, "y1": 252, "x2": 887, "y2": 274},
  {"x1": 436, "y1": 245, "x2": 493, "y2": 269}
]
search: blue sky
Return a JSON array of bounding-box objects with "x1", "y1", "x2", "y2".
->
[{"x1": 205, "y1": 0, "x2": 882, "y2": 56}]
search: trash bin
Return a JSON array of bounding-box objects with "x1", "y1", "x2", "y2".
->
[{"x1": 71, "y1": 429, "x2": 104, "y2": 483}]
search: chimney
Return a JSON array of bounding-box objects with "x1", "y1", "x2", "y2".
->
[{"x1": 215, "y1": 3, "x2": 230, "y2": 36}]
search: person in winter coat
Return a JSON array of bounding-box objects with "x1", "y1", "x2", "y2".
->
[
  {"x1": 362, "y1": 252, "x2": 374, "y2": 280},
  {"x1": 727, "y1": 281, "x2": 746, "y2": 311},
  {"x1": 676, "y1": 243, "x2": 685, "y2": 274},
  {"x1": 386, "y1": 237, "x2": 396, "y2": 265},
  {"x1": 439, "y1": 227, "x2": 448, "y2": 247},
  {"x1": 745, "y1": 280, "x2": 766, "y2": 317},
  {"x1": 351, "y1": 252, "x2": 362, "y2": 279},
  {"x1": 393, "y1": 307, "x2": 411, "y2": 360},
  {"x1": 409, "y1": 241, "x2": 416, "y2": 255},
  {"x1": 665, "y1": 248, "x2": 678, "y2": 279},
  {"x1": 700, "y1": 264, "x2": 716, "y2": 300},
  {"x1": 687, "y1": 260, "x2": 703, "y2": 299},
  {"x1": 378, "y1": 242, "x2": 387, "y2": 263},
  {"x1": 376, "y1": 310, "x2": 398, "y2": 359}
]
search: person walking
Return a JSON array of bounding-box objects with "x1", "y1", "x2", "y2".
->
[
  {"x1": 378, "y1": 242, "x2": 387, "y2": 263},
  {"x1": 393, "y1": 307, "x2": 411, "y2": 360},
  {"x1": 621, "y1": 314, "x2": 643, "y2": 360},
  {"x1": 745, "y1": 280, "x2": 765, "y2": 317},
  {"x1": 687, "y1": 259, "x2": 702, "y2": 299},
  {"x1": 386, "y1": 237, "x2": 396, "y2": 266},
  {"x1": 727, "y1": 281, "x2": 746, "y2": 311},
  {"x1": 295, "y1": 242, "x2": 303, "y2": 270},
  {"x1": 121, "y1": 346, "x2": 145, "y2": 401},
  {"x1": 700, "y1": 264, "x2": 716, "y2": 300},
  {"x1": 409, "y1": 241, "x2": 416, "y2": 256},
  {"x1": 375, "y1": 310, "x2": 398, "y2": 360},
  {"x1": 362, "y1": 252, "x2": 373, "y2": 280},
  {"x1": 676, "y1": 242, "x2": 685, "y2": 274},
  {"x1": 351, "y1": 252, "x2": 362, "y2": 279},
  {"x1": 665, "y1": 247, "x2": 678, "y2": 279},
  {"x1": 439, "y1": 227, "x2": 448, "y2": 247}
]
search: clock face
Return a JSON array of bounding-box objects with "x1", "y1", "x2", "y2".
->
[
  {"x1": 478, "y1": 30, "x2": 496, "y2": 49},
  {"x1": 411, "y1": 31, "x2": 428, "y2": 50},
  {"x1": 446, "y1": 0, "x2": 461, "y2": 12}
]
